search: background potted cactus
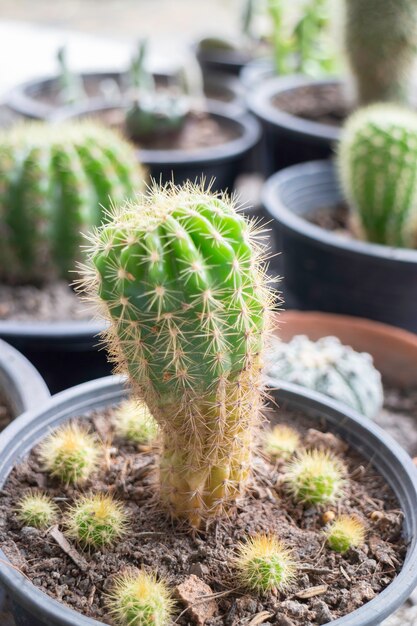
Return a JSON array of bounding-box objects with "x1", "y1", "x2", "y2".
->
[
  {"x1": 263, "y1": 104, "x2": 417, "y2": 333},
  {"x1": 248, "y1": 0, "x2": 417, "y2": 173},
  {"x1": 0, "y1": 120, "x2": 144, "y2": 392},
  {"x1": 54, "y1": 41, "x2": 260, "y2": 192},
  {"x1": 0, "y1": 183, "x2": 417, "y2": 626}
]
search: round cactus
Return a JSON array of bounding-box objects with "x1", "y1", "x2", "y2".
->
[
  {"x1": 108, "y1": 570, "x2": 174, "y2": 626},
  {"x1": 66, "y1": 493, "x2": 128, "y2": 548},
  {"x1": 0, "y1": 121, "x2": 144, "y2": 285},
  {"x1": 325, "y1": 514, "x2": 366, "y2": 554},
  {"x1": 264, "y1": 425, "x2": 300, "y2": 460},
  {"x1": 265, "y1": 335, "x2": 383, "y2": 419},
  {"x1": 285, "y1": 449, "x2": 345, "y2": 506},
  {"x1": 345, "y1": 0, "x2": 417, "y2": 105},
  {"x1": 17, "y1": 492, "x2": 59, "y2": 529},
  {"x1": 82, "y1": 183, "x2": 275, "y2": 526},
  {"x1": 114, "y1": 398, "x2": 159, "y2": 445},
  {"x1": 339, "y1": 105, "x2": 417, "y2": 249},
  {"x1": 235, "y1": 534, "x2": 296, "y2": 593}
]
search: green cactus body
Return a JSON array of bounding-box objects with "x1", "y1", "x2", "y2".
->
[
  {"x1": 85, "y1": 184, "x2": 274, "y2": 526},
  {"x1": 0, "y1": 122, "x2": 143, "y2": 284},
  {"x1": 339, "y1": 105, "x2": 417, "y2": 248},
  {"x1": 265, "y1": 334, "x2": 384, "y2": 419},
  {"x1": 345, "y1": 0, "x2": 417, "y2": 105}
]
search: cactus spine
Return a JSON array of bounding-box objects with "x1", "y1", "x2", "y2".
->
[
  {"x1": 339, "y1": 104, "x2": 417, "y2": 248},
  {"x1": 0, "y1": 122, "x2": 144, "y2": 284},
  {"x1": 83, "y1": 183, "x2": 275, "y2": 526},
  {"x1": 345, "y1": 0, "x2": 417, "y2": 105}
]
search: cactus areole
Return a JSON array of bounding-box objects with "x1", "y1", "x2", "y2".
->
[{"x1": 84, "y1": 183, "x2": 275, "y2": 526}]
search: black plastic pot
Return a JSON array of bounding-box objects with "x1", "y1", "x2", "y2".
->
[
  {"x1": 248, "y1": 75, "x2": 343, "y2": 174},
  {"x1": 0, "y1": 320, "x2": 110, "y2": 395},
  {"x1": 58, "y1": 101, "x2": 261, "y2": 192},
  {"x1": 5, "y1": 71, "x2": 244, "y2": 121},
  {"x1": 0, "y1": 337, "x2": 49, "y2": 418},
  {"x1": 0, "y1": 376, "x2": 417, "y2": 625},
  {"x1": 240, "y1": 57, "x2": 275, "y2": 89},
  {"x1": 262, "y1": 160, "x2": 417, "y2": 333},
  {"x1": 195, "y1": 40, "x2": 255, "y2": 77}
]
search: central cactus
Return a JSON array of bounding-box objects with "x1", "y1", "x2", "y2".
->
[{"x1": 84, "y1": 184, "x2": 274, "y2": 526}]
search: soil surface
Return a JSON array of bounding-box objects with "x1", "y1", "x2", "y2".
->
[
  {"x1": 0, "y1": 281, "x2": 92, "y2": 322},
  {"x1": 84, "y1": 108, "x2": 239, "y2": 151},
  {"x1": 272, "y1": 83, "x2": 350, "y2": 127},
  {"x1": 0, "y1": 403, "x2": 406, "y2": 626}
]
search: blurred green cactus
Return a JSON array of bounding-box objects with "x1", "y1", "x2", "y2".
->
[
  {"x1": 339, "y1": 104, "x2": 417, "y2": 248},
  {"x1": 83, "y1": 183, "x2": 275, "y2": 526},
  {"x1": 345, "y1": 0, "x2": 417, "y2": 105},
  {"x1": 0, "y1": 121, "x2": 144, "y2": 284}
]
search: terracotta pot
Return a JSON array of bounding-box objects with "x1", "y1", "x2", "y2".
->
[{"x1": 276, "y1": 311, "x2": 417, "y2": 388}]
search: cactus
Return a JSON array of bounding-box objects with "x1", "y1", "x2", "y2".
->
[
  {"x1": 66, "y1": 493, "x2": 128, "y2": 548},
  {"x1": 82, "y1": 182, "x2": 275, "y2": 526},
  {"x1": 125, "y1": 40, "x2": 190, "y2": 142},
  {"x1": 285, "y1": 449, "x2": 345, "y2": 506},
  {"x1": 108, "y1": 570, "x2": 174, "y2": 626},
  {"x1": 235, "y1": 534, "x2": 296, "y2": 593},
  {"x1": 265, "y1": 335, "x2": 384, "y2": 419},
  {"x1": 56, "y1": 46, "x2": 87, "y2": 106},
  {"x1": 345, "y1": 0, "x2": 417, "y2": 105},
  {"x1": 114, "y1": 399, "x2": 159, "y2": 445},
  {"x1": 39, "y1": 423, "x2": 100, "y2": 485},
  {"x1": 17, "y1": 492, "x2": 59, "y2": 529},
  {"x1": 264, "y1": 425, "x2": 300, "y2": 460},
  {"x1": 339, "y1": 104, "x2": 417, "y2": 249},
  {"x1": 0, "y1": 121, "x2": 144, "y2": 285},
  {"x1": 325, "y1": 514, "x2": 366, "y2": 554}
]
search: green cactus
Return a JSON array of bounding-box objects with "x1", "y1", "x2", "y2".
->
[
  {"x1": 82, "y1": 183, "x2": 275, "y2": 526},
  {"x1": 125, "y1": 40, "x2": 189, "y2": 142},
  {"x1": 0, "y1": 121, "x2": 144, "y2": 285},
  {"x1": 339, "y1": 104, "x2": 417, "y2": 248},
  {"x1": 56, "y1": 46, "x2": 87, "y2": 106},
  {"x1": 345, "y1": 0, "x2": 417, "y2": 105},
  {"x1": 265, "y1": 335, "x2": 384, "y2": 419}
]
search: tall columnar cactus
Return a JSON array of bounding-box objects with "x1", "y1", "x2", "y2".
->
[
  {"x1": 345, "y1": 0, "x2": 417, "y2": 105},
  {"x1": 0, "y1": 122, "x2": 144, "y2": 285},
  {"x1": 83, "y1": 183, "x2": 275, "y2": 526},
  {"x1": 339, "y1": 104, "x2": 417, "y2": 249}
]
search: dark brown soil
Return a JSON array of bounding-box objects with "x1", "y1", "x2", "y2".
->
[
  {"x1": 273, "y1": 83, "x2": 350, "y2": 127},
  {"x1": 0, "y1": 281, "x2": 92, "y2": 322},
  {"x1": 86, "y1": 108, "x2": 239, "y2": 151},
  {"x1": 0, "y1": 403, "x2": 406, "y2": 626},
  {"x1": 0, "y1": 396, "x2": 13, "y2": 431}
]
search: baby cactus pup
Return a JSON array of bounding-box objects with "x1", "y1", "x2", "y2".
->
[
  {"x1": 83, "y1": 182, "x2": 275, "y2": 526},
  {"x1": 66, "y1": 493, "x2": 128, "y2": 548},
  {"x1": 339, "y1": 105, "x2": 417, "y2": 249},
  {"x1": 345, "y1": 0, "x2": 417, "y2": 105},
  {"x1": 0, "y1": 121, "x2": 144, "y2": 285},
  {"x1": 285, "y1": 450, "x2": 345, "y2": 506},
  {"x1": 264, "y1": 425, "x2": 300, "y2": 460},
  {"x1": 114, "y1": 399, "x2": 159, "y2": 445},
  {"x1": 265, "y1": 335, "x2": 383, "y2": 419},
  {"x1": 17, "y1": 492, "x2": 59, "y2": 529},
  {"x1": 108, "y1": 570, "x2": 174, "y2": 626},
  {"x1": 325, "y1": 514, "x2": 366, "y2": 553},
  {"x1": 235, "y1": 534, "x2": 296, "y2": 593},
  {"x1": 39, "y1": 423, "x2": 100, "y2": 485}
]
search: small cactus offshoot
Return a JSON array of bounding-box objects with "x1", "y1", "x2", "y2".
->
[
  {"x1": 325, "y1": 515, "x2": 366, "y2": 554},
  {"x1": 114, "y1": 399, "x2": 159, "y2": 445},
  {"x1": 39, "y1": 423, "x2": 100, "y2": 485},
  {"x1": 339, "y1": 104, "x2": 417, "y2": 249},
  {"x1": 285, "y1": 449, "x2": 345, "y2": 505},
  {"x1": 264, "y1": 425, "x2": 300, "y2": 460},
  {"x1": 82, "y1": 182, "x2": 275, "y2": 526},
  {"x1": 66, "y1": 493, "x2": 128, "y2": 548},
  {"x1": 235, "y1": 534, "x2": 296, "y2": 593},
  {"x1": 108, "y1": 570, "x2": 174, "y2": 626},
  {"x1": 17, "y1": 492, "x2": 59, "y2": 529}
]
